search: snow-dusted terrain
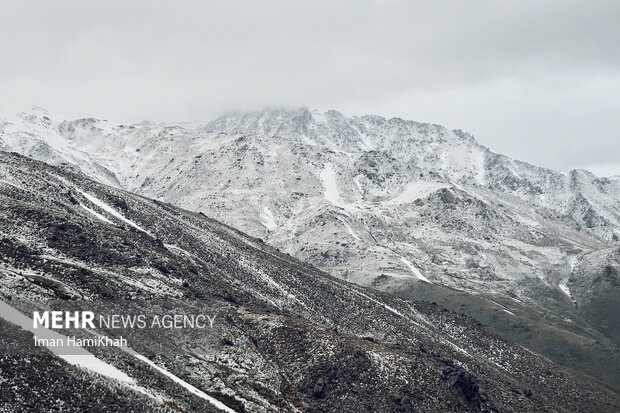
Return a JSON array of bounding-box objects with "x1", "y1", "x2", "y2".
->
[
  {"x1": 1, "y1": 106, "x2": 619, "y2": 387},
  {"x1": 1, "y1": 152, "x2": 618, "y2": 412}
]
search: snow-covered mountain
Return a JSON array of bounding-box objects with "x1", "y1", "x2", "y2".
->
[
  {"x1": 4, "y1": 152, "x2": 619, "y2": 411},
  {"x1": 2, "y1": 107, "x2": 619, "y2": 385},
  {"x1": 202, "y1": 108, "x2": 620, "y2": 239}
]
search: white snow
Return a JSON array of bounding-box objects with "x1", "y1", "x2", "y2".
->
[
  {"x1": 508, "y1": 161, "x2": 522, "y2": 179},
  {"x1": 131, "y1": 353, "x2": 236, "y2": 413},
  {"x1": 385, "y1": 181, "x2": 451, "y2": 204},
  {"x1": 399, "y1": 257, "x2": 430, "y2": 282},
  {"x1": 352, "y1": 176, "x2": 363, "y2": 193},
  {"x1": 0, "y1": 299, "x2": 134, "y2": 384},
  {"x1": 302, "y1": 135, "x2": 318, "y2": 146},
  {"x1": 344, "y1": 222, "x2": 360, "y2": 241},
  {"x1": 5, "y1": 107, "x2": 620, "y2": 326},
  {"x1": 0, "y1": 299, "x2": 234, "y2": 409},
  {"x1": 252, "y1": 290, "x2": 281, "y2": 309},
  {"x1": 449, "y1": 180, "x2": 479, "y2": 199},
  {"x1": 487, "y1": 299, "x2": 515, "y2": 316},
  {"x1": 559, "y1": 281, "x2": 571, "y2": 298},
  {"x1": 60, "y1": 355, "x2": 136, "y2": 383},
  {"x1": 164, "y1": 243, "x2": 197, "y2": 260},
  {"x1": 0, "y1": 178, "x2": 25, "y2": 190},
  {"x1": 560, "y1": 257, "x2": 577, "y2": 299},
  {"x1": 311, "y1": 109, "x2": 327, "y2": 125},
  {"x1": 512, "y1": 213, "x2": 541, "y2": 228},
  {"x1": 80, "y1": 204, "x2": 114, "y2": 224},
  {"x1": 446, "y1": 340, "x2": 472, "y2": 358},
  {"x1": 237, "y1": 258, "x2": 300, "y2": 307},
  {"x1": 76, "y1": 189, "x2": 150, "y2": 235},
  {"x1": 320, "y1": 163, "x2": 345, "y2": 208},
  {"x1": 261, "y1": 207, "x2": 277, "y2": 231},
  {"x1": 346, "y1": 287, "x2": 404, "y2": 317},
  {"x1": 474, "y1": 148, "x2": 487, "y2": 185}
]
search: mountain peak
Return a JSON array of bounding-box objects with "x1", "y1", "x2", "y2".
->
[{"x1": 203, "y1": 107, "x2": 484, "y2": 157}]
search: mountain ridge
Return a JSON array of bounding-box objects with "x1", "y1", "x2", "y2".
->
[
  {"x1": 2, "y1": 106, "x2": 619, "y2": 386},
  {"x1": 3, "y1": 151, "x2": 618, "y2": 411}
]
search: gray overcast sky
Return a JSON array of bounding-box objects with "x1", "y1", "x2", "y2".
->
[{"x1": 1, "y1": 1, "x2": 619, "y2": 175}]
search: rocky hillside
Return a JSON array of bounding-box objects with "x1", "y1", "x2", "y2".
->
[
  {"x1": 1, "y1": 107, "x2": 619, "y2": 386},
  {"x1": 1, "y1": 152, "x2": 619, "y2": 412}
]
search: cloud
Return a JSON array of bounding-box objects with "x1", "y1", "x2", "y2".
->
[{"x1": 1, "y1": 1, "x2": 619, "y2": 174}]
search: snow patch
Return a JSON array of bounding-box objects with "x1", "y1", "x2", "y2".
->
[
  {"x1": 80, "y1": 204, "x2": 113, "y2": 224},
  {"x1": 60, "y1": 355, "x2": 136, "y2": 383},
  {"x1": 346, "y1": 288, "x2": 404, "y2": 317},
  {"x1": 399, "y1": 257, "x2": 430, "y2": 282},
  {"x1": 559, "y1": 281, "x2": 572, "y2": 298},
  {"x1": 76, "y1": 189, "x2": 150, "y2": 235},
  {"x1": 131, "y1": 353, "x2": 237, "y2": 413},
  {"x1": 385, "y1": 181, "x2": 451, "y2": 205},
  {"x1": 261, "y1": 207, "x2": 277, "y2": 231},
  {"x1": 0, "y1": 300, "x2": 134, "y2": 385},
  {"x1": 560, "y1": 257, "x2": 577, "y2": 301},
  {"x1": 487, "y1": 300, "x2": 515, "y2": 316},
  {"x1": 320, "y1": 163, "x2": 345, "y2": 208}
]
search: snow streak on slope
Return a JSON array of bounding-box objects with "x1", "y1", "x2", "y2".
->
[
  {"x1": 60, "y1": 355, "x2": 136, "y2": 384},
  {"x1": 559, "y1": 256, "x2": 577, "y2": 301},
  {"x1": 559, "y1": 281, "x2": 572, "y2": 298},
  {"x1": 320, "y1": 163, "x2": 344, "y2": 208},
  {"x1": 0, "y1": 297, "x2": 235, "y2": 410},
  {"x1": 344, "y1": 287, "x2": 404, "y2": 317},
  {"x1": 76, "y1": 189, "x2": 150, "y2": 235},
  {"x1": 487, "y1": 299, "x2": 516, "y2": 316},
  {"x1": 399, "y1": 257, "x2": 430, "y2": 282},
  {"x1": 343, "y1": 220, "x2": 361, "y2": 241},
  {"x1": 0, "y1": 299, "x2": 135, "y2": 385},
  {"x1": 131, "y1": 353, "x2": 237, "y2": 413},
  {"x1": 80, "y1": 204, "x2": 113, "y2": 224}
]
